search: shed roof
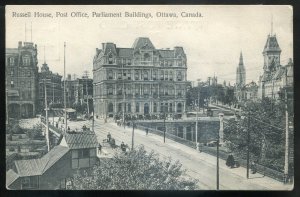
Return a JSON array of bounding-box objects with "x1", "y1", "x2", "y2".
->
[
  {"x1": 64, "y1": 130, "x2": 98, "y2": 149},
  {"x1": 14, "y1": 145, "x2": 69, "y2": 177},
  {"x1": 6, "y1": 169, "x2": 20, "y2": 187}
]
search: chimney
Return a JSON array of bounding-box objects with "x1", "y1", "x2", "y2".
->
[
  {"x1": 102, "y1": 43, "x2": 105, "y2": 49},
  {"x1": 67, "y1": 74, "x2": 71, "y2": 80},
  {"x1": 18, "y1": 41, "x2": 22, "y2": 48}
]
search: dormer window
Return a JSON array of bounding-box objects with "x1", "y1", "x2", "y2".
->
[
  {"x1": 22, "y1": 56, "x2": 30, "y2": 66},
  {"x1": 9, "y1": 57, "x2": 15, "y2": 66},
  {"x1": 144, "y1": 53, "x2": 150, "y2": 61},
  {"x1": 108, "y1": 54, "x2": 113, "y2": 64}
]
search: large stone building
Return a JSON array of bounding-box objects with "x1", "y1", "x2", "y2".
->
[
  {"x1": 93, "y1": 37, "x2": 188, "y2": 119},
  {"x1": 38, "y1": 62, "x2": 63, "y2": 112},
  {"x1": 6, "y1": 41, "x2": 39, "y2": 118},
  {"x1": 258, "y1": 33, "x2": 293, "y2": 99}
]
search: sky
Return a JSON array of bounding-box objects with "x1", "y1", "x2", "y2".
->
[{"x1": 6, "y1": 5, "x2": 293, "y2": 85}]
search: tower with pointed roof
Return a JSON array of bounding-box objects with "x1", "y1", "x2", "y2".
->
[
  {"x1": 258, "y1": 19, "x2": 293, "y2": 99},
  {"x1": 236, "y1": 52, "x2": 246, "y2": 88}
]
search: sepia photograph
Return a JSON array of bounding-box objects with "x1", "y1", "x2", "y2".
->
[{"x1": 5, "y1": 5, "x2": 293, "y2": 190}]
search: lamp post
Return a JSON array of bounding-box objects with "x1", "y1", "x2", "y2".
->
[
  {"x1": 131, "y1": 116, "x2": 135, "y2": 150},
  {"x1": 216, "y1": 113, "x2": 224, "y2": 190}
]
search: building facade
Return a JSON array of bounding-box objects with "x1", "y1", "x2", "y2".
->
[
  {"x1": 6, "y1": 41, "x2": 39, "y2": 118},
  {"x1": 62, "y1": 75, "x2": 93, "y2": 110},
  {"x1": 258, "y1": 33, "x2": 293, "y2": 99},
  {"x1": 93, "y1": 37, "x2": 188, "y2": 119},
  {"x1": 38, "y1": 62, "x2": 63, "y2": 112}
]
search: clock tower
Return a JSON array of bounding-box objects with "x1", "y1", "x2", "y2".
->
[{"x1": 262, "y1": 34, "x2": 281, "y2": 72}]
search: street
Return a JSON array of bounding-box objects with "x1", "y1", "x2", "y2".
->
[{"x1": 62, "y1": 117, "x2": 292, "y2": 190}]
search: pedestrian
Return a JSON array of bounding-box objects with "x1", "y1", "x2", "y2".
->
[
  {"x1": 120, "y1": 142, "x2": 126, "y2": 152},
  {"x1": 98, "y1": 143, "x2": 102, "y2": 154},
  {"x1": 56, "y1": 122, "x2": 58, "y2": 128},
  {"x1": 250, "y1": 161, "x2": 257, "y2": 174},
  {"x1": 107, "y1": 132, "x2": 111, "y2": 142},
  {"x1": 226, "y1": 154, "x2": 235, "y2": 168},
  {"x1": 146, "y1": 128, "x2": 149, "y2": 135},
  {"x1": 68, "y1": 126, "x2": 71, "y2": 133}
]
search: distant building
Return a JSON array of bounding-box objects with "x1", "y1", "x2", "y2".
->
[
  {"x1": 6, "y1": 130, "x2": 98, "y2": 190},
  {"x1": 235, "y1": 52, "x2": 246, "y2": 101},
  {"x1": 62, "y1": 75, "x2": 93, "y2": 109},
  {"x1": 38, "y1": 62, "x2": 62, "y2": 112},
  {"x1": 93, "y1": 37, "x2": 189, "y2": 119},
  {"x1": 6, "y1": 41, "x2": 39, "y2": 118},
  {"x1": 258, "y1": 32, "x2": 293, "y2": 99}
]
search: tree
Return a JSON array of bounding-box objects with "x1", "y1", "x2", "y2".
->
[
  {"x1": 224, "y1": 97, "x2": 292, "y2": 171},
  {"x1": 26, "y1": 123, "x2": 44, "y2": 140},
  {"x1": 70, "y1": 145, "x2": 198, "y2": 190}
]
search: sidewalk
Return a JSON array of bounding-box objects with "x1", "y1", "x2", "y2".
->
[{"x1": 118, "y1": 122, "x2": 293, "y2": 190}]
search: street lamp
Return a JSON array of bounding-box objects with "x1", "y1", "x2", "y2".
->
[
  {"x1": 216, "y1": 112, "x2": 224, "y2": 190},
  {"x1": 160, "y1": 106, "x2": 166, "y2": 143}
]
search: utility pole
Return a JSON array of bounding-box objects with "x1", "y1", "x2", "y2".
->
[
  {"x1": 195, "y1": 84, "x2": 200, "y2": 150},
  {"x1": 163, "y1": 111, "x2": 166, "y2": 143},
  {"x1": 132, "y1": 121, "x2": 135, "y2": 150},
  {"x1": 122, "y1": 64, "x2": 125, "y2": 129},
  {"x1": 44, "y1": 79, "x2": 50, "y2": 152},
  {"x1": 64, "y1": 42, "x2": 67, "y2": 133},
  {"x1": 92, "y1": 98, "x2": 95, "y2": 132},
  {"x1": 284, "y1": 67, "x2": 289, "y2": 183},
  {"x1": 83, "y1": 70, "x2": 90, "y2": 117},
  {"x1": 216, "y1": 135, "x2": 220, "y2": 190},
  {"x1": 246, "y1": 112, "x2": 251, "y2": 179}
]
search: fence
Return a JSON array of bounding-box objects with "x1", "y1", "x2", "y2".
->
[{"x1": 135, "y1": 123, "x2": 286, "y2": 182}]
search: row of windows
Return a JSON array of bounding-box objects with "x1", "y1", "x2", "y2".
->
[
  {"x1": 107, "y1": 102, "x2": 183, "y2": 113},
  {"x1": 9, "y1": 69, "x2": 32, "y2": 77},
  {"x1": 7, "y1": 56, "x2": 31, "y2": 66},
  {"x1": 10, "y1": 80, "x2": 32, "y2": 88},
  {"x1": 106, "y1": 70, "x2": 184, "y2": 81}
]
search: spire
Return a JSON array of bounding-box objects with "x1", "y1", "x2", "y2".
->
[
  {"x1": 239, "y1": 51, "x2": 244, "y2": 66},
  {"x1": 44, "y1": 46, "x2": 46, "y2": 64},
  {"x1": 271, "y1": 14, "x2": 273, "y2": 36}
]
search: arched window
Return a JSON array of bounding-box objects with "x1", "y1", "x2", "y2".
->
[
  {"x1": 177, "y1": 71, "x2": 182, "y2": 81},
  {"x1": 144, "y1": 53, "x2": 150, "y2": 61},
  {"x1": 135, "y1": 70, "x2": 139, "y2": 80},
  {"x1": 169, "y1": 71, "x2": 173, "y2": 81},
  {"x1": 177, "y1": 103, "x2": 182, "y2": 113},
  {"x1": 118, "y1": 103, "x2": 122, "y2": 112},
  {"x1": 152, "y1": 70, "x2": 157, "y2": 80},
  {"x1": 108, "y1": 103, "x2": 113, "y2": 112},
  {"x1": 108, "y1": 54, "x2": 113, "y2": 64},
  {"x1": 160, "y1": 70, "x2": 164, "y2": 80},
  {"x1": 165, "y1": 71, "x2": 168, "y2": 80},
  {"x1": 108, "y1": 85, "x2": 113, "y2": 95},
  {"x1": 136, "y1": 103, "x2": 140, "y2": 113},
  {"x1": 153, "y1": 103, "x2": 157, "y2": 113},
  {"x1": 128, "y1": 103, "x2": 131, "y2": 112},
  {"x1": 108, "y1": 70, "x2": 113, "y2": 79},
  {"x1": 144, "y1": 71, "x2": 148, "y2": 80},
  {"x1": 169, "y1": 103, "x2": 173, "y2": 113},
  {"x1": 117, "y1": 70, "x2": 122, "y2": 79}
]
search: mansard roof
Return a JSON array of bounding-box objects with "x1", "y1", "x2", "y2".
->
[
  {"x1": 132, "y1": 37, "x2": 155, "y2": 51},
  {"x1": 103, "y1": 43, "x2": 117, "y2": 55},
  {"x1": 117, "y1": 48, "x2": 133, "y2": 57},
  {"x1": 263, "y1": 35, "x2": 281, "y2": 53}
]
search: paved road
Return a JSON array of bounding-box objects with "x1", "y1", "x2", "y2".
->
[{"x1": 64, "y1": 118, "x2": 292, "y2": 190}]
